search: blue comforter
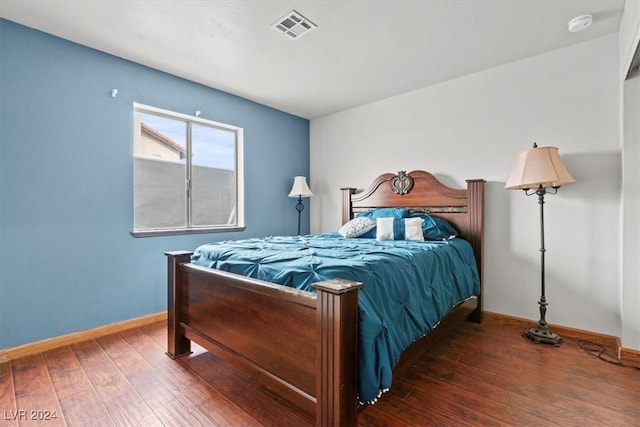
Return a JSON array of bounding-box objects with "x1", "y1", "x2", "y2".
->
[{"x1": 191, "y1": 233, "x2": 480, "y2": 403}]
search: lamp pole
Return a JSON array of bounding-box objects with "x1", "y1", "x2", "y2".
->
[
  {"x1": 523, "y1": 185, "x2": 563, "y2": 345},
  {"x1": 295, "y1": 195, "x2": 304, "y2": 235}
]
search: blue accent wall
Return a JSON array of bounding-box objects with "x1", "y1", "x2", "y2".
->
[{"x1": 0, "y1": 19, "x2": 310, "y2": 349}]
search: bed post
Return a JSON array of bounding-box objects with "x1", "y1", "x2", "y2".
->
[
  {"x1": 466, "y1": 179, "x2": 485, "y2": 324},
  {"x1": 314, "y1": 278, "x2": 363, "y2": 427},
  {"x1": 340, "y1": 187, "x2": 356, "y2": 225},
  {"x1": 165, "y1": 251, "x2": 193, "y2": 359}
]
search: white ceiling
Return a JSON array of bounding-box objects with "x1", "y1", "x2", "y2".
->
[{"x1": 0, "y1": 0, "x2": 626, "y2": 119}]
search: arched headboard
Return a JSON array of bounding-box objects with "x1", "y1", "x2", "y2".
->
[{"x1": 341, "y1": 170, "x2": 485, "y2": 318}]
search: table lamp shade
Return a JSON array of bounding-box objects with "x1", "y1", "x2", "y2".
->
[
  {"x1": 505, "y1": 146, "x2": 575, "y2": 190},
  {"x1": 288, "y1": 176, "x2": 313, "y2": 198}
]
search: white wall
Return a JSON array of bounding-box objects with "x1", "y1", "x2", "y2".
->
[
  {"x1": 619, "y1": 0, "x2": 640, "y2": 350},
  {"x1": 310, "y1": 34, "x2": 622, "y2": 339},
  {"x1": 622, "y1": 76, "x2": 640, "y2": 350}
]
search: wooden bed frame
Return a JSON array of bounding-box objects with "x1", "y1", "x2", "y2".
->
[{"x1": 166, "y1": 170, "x2": 485, "y2": 426}]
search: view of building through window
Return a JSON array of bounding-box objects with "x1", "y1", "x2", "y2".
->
[{"x1": 132, "y1": 105, "x2": 242, "y2": 233}]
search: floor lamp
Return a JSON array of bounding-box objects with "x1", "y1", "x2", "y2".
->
[
  {"x1": 288, "y1": 176, "x2": 313, "y2": 235},
  {"x1": 505, "y1": 143, "x2": 575, "y2": 345}
]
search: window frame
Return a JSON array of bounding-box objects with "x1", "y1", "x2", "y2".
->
[{"x1": 131, "y1": 103, "x2": 245, "y2": 237}]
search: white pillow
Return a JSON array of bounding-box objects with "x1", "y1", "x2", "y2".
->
[
  {"x1": 376, "y1": 217, "x2": 424, "y2": 241},
  {"x1": 375, "y1": 217, "x2": 395, "y2": 241},
  {"x1": 338, "y1": 217, "x2": 376, "y2": 238},
  {"x1": 404, "y1": 217, "x2": 425, "y2": 241}
]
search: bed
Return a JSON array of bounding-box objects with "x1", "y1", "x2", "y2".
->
[{"x1": 166, "y1": 170, "x2": 485, "y2": 426}]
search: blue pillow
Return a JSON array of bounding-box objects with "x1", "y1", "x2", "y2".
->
[
  {"x1": 355, "y1": 208, "x2": 409, "y2": 238},
  {"x1": 408, "y1": 210, "x2": 459, "y2": 240}
]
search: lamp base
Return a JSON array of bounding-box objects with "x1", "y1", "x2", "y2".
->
[{"x1": 523, "y1": 325, "x2": 563, "y2": 346}]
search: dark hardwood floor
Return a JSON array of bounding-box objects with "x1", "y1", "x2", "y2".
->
[{"x1": 1, "y1": 318, "x2": 638, "y2": 426}]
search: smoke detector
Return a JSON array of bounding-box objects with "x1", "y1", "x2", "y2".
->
[
  {"x1": 272, "y1": 10, "x2": 317, "y2": 40},
  {"x1": 568, "y1": 14, "x2": 593, "y2": 33}
]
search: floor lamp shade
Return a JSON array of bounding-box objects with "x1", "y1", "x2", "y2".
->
[
  {"x1": 288, "y1": 176, "x2": 312, "y2": 235},
  {"x1": 505, "y1": 145, "x2": 575, "y2": 190},
  {"x1": 505, "y1": 143, "x2": 575, "y2": 345}
]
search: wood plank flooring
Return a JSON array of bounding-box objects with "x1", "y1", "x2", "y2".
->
[{"x1": 1, "y1": 317, "x2": 638, "y2": 426}]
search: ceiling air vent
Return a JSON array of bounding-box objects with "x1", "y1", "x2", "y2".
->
[{"x1": 272, "y1": 10, "x2": 317, "y2": 40}]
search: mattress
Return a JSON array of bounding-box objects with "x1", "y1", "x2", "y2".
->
[{"x1": 191, "y1": 232, "x2": 480, "y2": 403}]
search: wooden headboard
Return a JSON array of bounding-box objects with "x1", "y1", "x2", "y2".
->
[{"x1": 341, "y1": 170, "x2": 485, "y2": 315}]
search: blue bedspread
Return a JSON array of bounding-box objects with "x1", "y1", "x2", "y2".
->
[{"x1": 191, "y1": 233, "x2": 480, "y2": 403}]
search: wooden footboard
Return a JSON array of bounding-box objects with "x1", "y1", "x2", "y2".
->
[{"x1": 166, "y1": 251, "x2": 363, "y2": 426}]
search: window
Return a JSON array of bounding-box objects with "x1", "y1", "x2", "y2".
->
[{"x1": 132, "y1": 103, "x2": 244, "y2": 236}]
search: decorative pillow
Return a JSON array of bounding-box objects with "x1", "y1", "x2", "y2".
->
[
  {"x1": 338, "y1": 217, "x2": 377, "y2": 238},
  {"x1": 376, "y1": 217, "x2": 425, "y2": 241},
  {"x1": 408, "y1": 210, "x2": 459, "y2": 240},
  {"x1": 356, "y1": 208, "x2": 409, "y2": 238}
]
